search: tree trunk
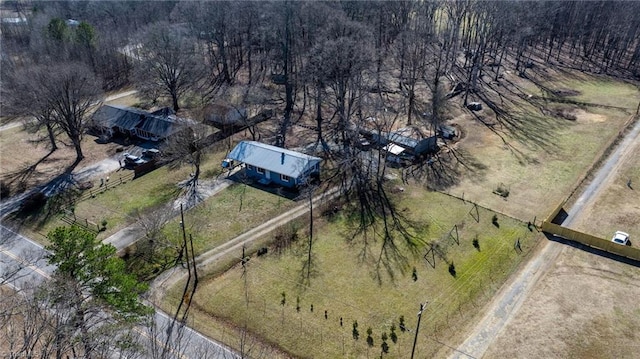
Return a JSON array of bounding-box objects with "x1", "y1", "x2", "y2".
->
[
  {"x1": 73, "y1": 138, "x2": 84, "y2": 162},
  {"x1": 193, "y1": 162, "x2": 200, "y2": 188},
  {"x1": 46, "y1": 120, "x2": 58, "y2": 151},
  {"x1": 315, "y1": 83, "x2": 324, "y2": 146},
  {"x1": 407, "y1": 83, "x2": 415, "y2": 125},
  {"x1": 171, "y1": 91, "x2": 180, "y2": 112}
]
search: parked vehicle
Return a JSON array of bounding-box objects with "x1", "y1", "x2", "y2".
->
[
  {"x1": 123, "y1": 153, "x2": 146, "y2": 166},
  {"x1": 611, "y1": 231, "x2": 630, "y2": 245},
  {"x1": 142, "y1": 148, "x2": 161, "y2": 159}
]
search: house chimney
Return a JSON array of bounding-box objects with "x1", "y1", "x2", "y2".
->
[{"x1": 281, "y1": 152, "x2": 285, "y2": 164}]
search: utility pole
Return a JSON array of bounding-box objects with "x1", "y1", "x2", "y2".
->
[{"x1": 410, "y1": 302, "x2": 427, "y2": 359}]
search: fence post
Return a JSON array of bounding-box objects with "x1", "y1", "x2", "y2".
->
[{"x1": 85, "y1": 218, "x2": 89, "y2": 227}]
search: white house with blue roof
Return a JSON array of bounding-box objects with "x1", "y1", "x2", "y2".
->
[{"x1": 225, "y1": 141, "x2": 321, "y2": 188}]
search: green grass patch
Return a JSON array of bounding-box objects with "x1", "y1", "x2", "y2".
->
[
  {"x1": 562, "y1": 76, "x2": 640, "y2": 110},
  {"x1": 72, "y1": 167, "x2": 187, "y2": 239},
  {"x1": 68, "y1": 148, "x2": 230, "y2": 240},
  {"x1": 164, "y1": 187, "x2": 539, "y2": 358},
  {"x1": 166, "y1": 183, "x2": 297, "y2": 256}
]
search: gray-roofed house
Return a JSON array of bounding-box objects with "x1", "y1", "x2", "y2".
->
[
  {"x1": 134, "y1": 113, "x2": 193, "y2": 141},
  {"x1": 225, "y1": 141, "x2": 321, "y2": 188},
  {"x1": 91, "y1": 105, "x2": 146, "y2": 138},
  {"x1": 91, "y1": 104, "x2": 192, "y2": 142}
]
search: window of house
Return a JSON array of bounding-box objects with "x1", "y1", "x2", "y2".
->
[
  {"x1": 247, "y1": 164, "x2": 254, "y2": 171},
  {"x1": 256, "y1": 167, "x2": 265, "y2": 174},
  {"x1": 281, "y1": 174, "x2": 290, "y2": 182}
]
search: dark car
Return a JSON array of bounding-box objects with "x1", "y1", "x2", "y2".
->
[
  {"x1": 141, "y1": 148, "x2": 161, "y2": 160},
  {"x1": 437, "y1": 125, "x2": 457, "y2": 140}
]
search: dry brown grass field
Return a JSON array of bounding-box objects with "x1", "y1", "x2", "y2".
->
[
  {"x1": 444, "y1": 69, "x2": 639, "y2": 223},
  {"x1": 483, "y1": 244, "x2": 640, "y2": 359},
  {"x1": 570, "y1": 132, "x2": 640, "y2": 242}
]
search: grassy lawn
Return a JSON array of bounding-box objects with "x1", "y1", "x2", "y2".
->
[
  {"x1": 164, "y1": 186, "x2": 540, "y2": 358},
  {"x1": 446, "y1": 71, "x2": 639, "y2": 222},
  {"x1": 15, "y1": 146, "x2": 222, "y2": 241},
  {"x1": 161, "y1": 182, "x2": 298, "y2": 256},
  {"x1": 76, "y1": 167, "x2": 189, "y2": 239}
]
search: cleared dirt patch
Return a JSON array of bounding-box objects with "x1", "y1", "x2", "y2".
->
[
  {"x1": 0, "y1": 126, "x2": 121, "y2": 194},
  {"x1": 483, "y1": 245, "x2": 640, "y2": 359}
]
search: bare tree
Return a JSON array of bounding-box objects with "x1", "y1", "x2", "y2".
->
[
  {"x1": 135, "y1": 23, "x2": 204, "y2": 112},
  {"x1": 1, "y1": 60, "x2": 101, "y2": 164},
  {"x1": 162, "y1": 122, "x2": 212, "y2": 198},
  {"x1": 2, "y1": 63, "x2": 59, "y2": 151},
  {"x1": 40, "y1": 62, "x2": 102, "y2": 163}
]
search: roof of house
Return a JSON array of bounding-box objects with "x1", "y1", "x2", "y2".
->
[
  {"x1": 136, "y1": 115, "x2": 182, "y2": 138},
  {"x1": 92, "y1": 105, "x2": 146, "y2": 130},
  {"x1": 227, "y1": 141, "x2": 321, "y2": 178},
  {"x1": 92, "y1": 105, "x2": 194, "y2": 138}
]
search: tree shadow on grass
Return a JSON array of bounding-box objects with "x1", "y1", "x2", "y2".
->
[
  {"x1": 475, "y1": 80, "x2": 565, "y2": 158},
  {"x1": 405, "y1": 146, "x2": 488, "y2": 191},
  {"x1": 1, "y1": 150, "x2": 59, "y2": 194},
  {"x1": 7, "y1": 159, "x2": 83, "y2": 230},
  {"x1": 339, "y1": 200, "x2": 428, "y2": 286}
]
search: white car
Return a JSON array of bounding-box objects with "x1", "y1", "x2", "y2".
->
[
  {"x1": 611, "y1": 231, "x2": 630, "y2": 245},
  {"x1": 123, "y1": 153, "x2": 146, "y2": 166}
]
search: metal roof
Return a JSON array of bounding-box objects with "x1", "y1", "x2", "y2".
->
[
  {"x1": 92, "y1": 105, "x2": 193, "y2": 138},
  {"x1": 92, "y1": 105, "x2": 146, "y2": 130},
  {"x1": 382, "y1": 143, "x2": 406, "y2": 155},
  {"x1": 135, "y1": 115, "x2": 183, "y2": 138},
  {"x1": 227, "y1": 141, "x2": 321, "y2": 179}
]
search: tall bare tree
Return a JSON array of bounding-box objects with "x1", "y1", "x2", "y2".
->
[
  {"x1": 135, "y1": 23, "x2": 204, "y2": 112},
  {"x1": 2, "y1": 64, "x2": 59, "y2": 151},
  {"x1": 42, "y1": 63, "x2": 101, "y2": 163}
]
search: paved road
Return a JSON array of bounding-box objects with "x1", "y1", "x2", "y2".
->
[
  {"x1": 0, "y1": 224, "x2": 238, "y2": 359},
  {"x1": 450, "y1": 116, "x2": 640, "y2": 359},
  {"x1": 0, "y1": 90, "x2": 138, "y2": 134},
  {"x1": 0, "y1": 225, "x2": 54, "y2": 288}
]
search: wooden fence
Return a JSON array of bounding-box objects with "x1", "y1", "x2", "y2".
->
[
  {"x1": 539, "y1": 115, "x2": 640, "y2": 262},
  {"x1": 541, "y1": 221, "x2": 640, "y2": 261},
  {"x1": 61, "y1": 209, "x2": 101, "y2": 233},
  {"x1": 77, "y1": 172, "x2": 135, "y2": 202}
]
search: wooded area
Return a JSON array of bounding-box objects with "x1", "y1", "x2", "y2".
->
[
  {"x1": 3, "y1": 0, "x2": 639, "y2": 117},
  {"x1": 2, "y1": 1, "x2": 640, "y2": 358},
  {"x1": 3, "y1": 0, "x2": 639, "y2": 168}
]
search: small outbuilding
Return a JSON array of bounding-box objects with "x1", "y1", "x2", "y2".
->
[
  {"x1": 366, "y1": 130, "x2": 438, "y2": 157},
  {"x1": 225, "y1": 141, "x2": 321, "y2": 188}
]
